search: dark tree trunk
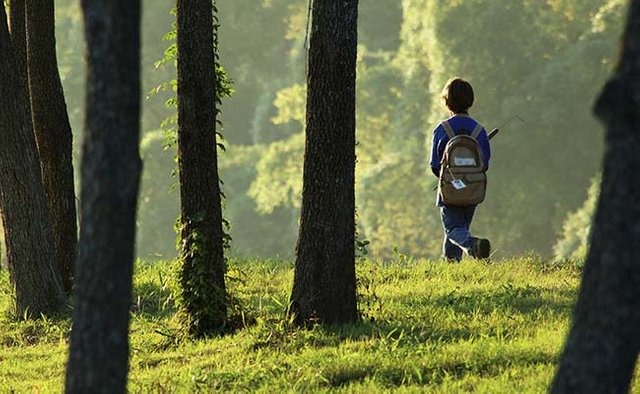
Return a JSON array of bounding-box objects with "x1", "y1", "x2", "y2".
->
[
  {"x1": 289, "y1": 0, "x2": 359, "y2": 325},
  {"x1": 551, "y1": 2, "x2": 640, "y2": 392},
  {"x1": 176, "y1": 0, "x2": 227, "y2": 336},
  {"x1": 26, "y1": 0, "x2": 77, "y2": 294},
  {"x1": 8, "y1": 0, "x2": 29, "y2": 99},
  {"x1": 0, "y1": 3, "x2": 63, "y2": 317},
  {"x1": 65, "y1": 0, "x2": 141, "y2": 392}
]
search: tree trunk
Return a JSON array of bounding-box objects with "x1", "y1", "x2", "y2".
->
[
  {"x1": 0, "y1": 2, "x2": 63, "y2": 317},
  {"x1": 65, "y1": 0, "x2": 141, "y2": 392},
  {"x1": 26, "y1": 0, "x2": 77, "y2": 294},
  {"x1": 176, "y1": 0, "x2": 227, "y2": 336},
  {"x1": 8, "y1": 0, "x2": 28, "y2": 99},
  {"x1": 289, "y1": 0, "x2": 359, "y2": 325},
  {"x1": 551, "y1": 2, "x2": 640, "y2": 392}
]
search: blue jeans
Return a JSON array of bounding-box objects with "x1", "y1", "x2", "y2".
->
[{"x1": 440, "y1": 205, "x2": 476, "y2": 261}]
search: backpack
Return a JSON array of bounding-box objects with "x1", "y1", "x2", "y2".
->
[{"x1": 438, "y1": 120, "x2": 487, "y2": 206}]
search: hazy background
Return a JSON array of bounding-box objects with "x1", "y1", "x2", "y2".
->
[{"x1": 53, "y1": 0, "x2": 625, "y2": 261}]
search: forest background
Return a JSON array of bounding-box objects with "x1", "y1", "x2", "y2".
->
[{"x1": 50, "y1": 0, "x2": 624, "y2": 262}]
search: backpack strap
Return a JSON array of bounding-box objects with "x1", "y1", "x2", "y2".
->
[
  {"x1": 442, "y1": 120, "x2": 456, "y2": 139},
  {"x1": 470, "y1": 123, "x2": 484, "y2": 139}
]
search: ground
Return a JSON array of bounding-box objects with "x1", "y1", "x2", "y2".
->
[{"x1": 0, "y1": 256, "x2": 635, "y2": 392}]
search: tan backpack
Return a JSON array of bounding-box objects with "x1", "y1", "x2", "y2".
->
[{"x1": 438, "y1": 120, "x2": 487, "y2": 206}]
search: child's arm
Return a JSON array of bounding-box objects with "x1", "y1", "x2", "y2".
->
[
  {"x1": 478, "y1": 128, "x2": 491, "y2": 170},
  {"x1": 429, "y1": 125, "x2": 444, "y2": 177}
]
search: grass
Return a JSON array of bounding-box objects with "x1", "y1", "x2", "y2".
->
[{"x1": 0, "y1": 256, "x2": 628, "y2": 392}]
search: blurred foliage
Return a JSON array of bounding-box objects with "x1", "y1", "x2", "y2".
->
[
  {"x1": 55, "y1": 0, "x2": 176, "y2": 140},
  {"x1": 553, "y1": 175, "x2": 600, "y2": 262},
  {"x1": 220, "y1": 145, "x2": 299, "y2": 258},
  {"x1": 243, "y1": 0, "x2": 623, "y2": 259},
  {"x1": 407, "y1": 0, "x2": 625, "y2": 257},
  {"x1": 137, "y1": 131, "x2": 179, "y2": 259},
  {"x1": 248, "y1": 133, "x2": 304, "y2": 214},
  {"x1": 271, "y1": 84, "x2": 306, "y2": 126},
  {"x1": 51, "y1": 0, "x2": 623, "y2": 260}
]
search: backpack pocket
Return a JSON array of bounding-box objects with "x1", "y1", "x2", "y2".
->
[{"x1": 439, "y1": 170, "x2": 486, "y2": 206}]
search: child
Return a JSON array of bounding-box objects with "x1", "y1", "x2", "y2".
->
[{"x1": 429, "y1": 77, "x2": 491, "y2": 261}]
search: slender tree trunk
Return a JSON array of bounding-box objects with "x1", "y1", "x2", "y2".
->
[
  {"x1": 176, "y1": 0, "x2": 227, "y2": 336},
  {"x1": 8, "y1": 0, "x2": 28, "y2": 98},
  {"x1": 7, "y1": 0, "x2": 29, "y2": 278},
  {"x1": 551, "y1": 2, "x2": 640, "y2": 392},
  {"x1": 0, "y1": 3, "x2": 63, "y2": 317},
  {"x1": 65, "y1": 0, "x2": 141, "y2": 392},
  {"x1": 289, "y1": 0, "x2": 359, "y2": 325},
  {"x1": 25, "y1": 0, "x2": 77, "y2": 294}
]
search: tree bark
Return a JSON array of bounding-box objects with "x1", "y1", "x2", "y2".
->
[
  {"x1": 289, "y1": 0, "x2": 359, "y2": 325},
  {"x1": 26, "y1": 0, "x2": 77, "y2": 294},
  {"x1": 176, "y1": 0, "x2": 227, "y2": 336},
  {"x1": 65, "y1": 0, "x2": 141, "y2": 392},
  {"x1": 0, "y1": 2, "x2": 63, "y2": 317},
  {"x1": 551, "y1": 2, "x2": 640, "y2": 392},
  {"x1": 8, "y1": 0, "x2": 29, "y2": 99}
]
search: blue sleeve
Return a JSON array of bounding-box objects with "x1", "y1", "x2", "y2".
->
[
  {"x1": 430, "y1": 125, "x2": 445, "y2": 175},
  {"x1": 478, "y1": 128, "x2": 491, "y2": 170}
]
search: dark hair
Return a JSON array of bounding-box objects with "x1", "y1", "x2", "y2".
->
[{"x1": 441, "y1": 78, "x2": 474, "y2": 113}]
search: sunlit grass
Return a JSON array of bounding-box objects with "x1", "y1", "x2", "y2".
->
[{"x1": 0, "y1": 256, "x2": 616, "y2": 392}]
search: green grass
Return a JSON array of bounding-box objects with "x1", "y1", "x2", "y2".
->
[{"x1": 0, "y1": 256, "x2": 625, "y2": 392}]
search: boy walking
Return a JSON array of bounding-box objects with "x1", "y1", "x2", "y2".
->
[{"x1": 430, "y1": 78, "x2": 491, "y2": 261}]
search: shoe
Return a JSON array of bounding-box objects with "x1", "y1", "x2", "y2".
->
[{"x1": 471, "y1": 238, "x2": 491, "y2": 259}]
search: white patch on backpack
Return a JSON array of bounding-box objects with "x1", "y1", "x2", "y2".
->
[{"x1": 453, "y1": 157, "x2": 476, "y2": 166}]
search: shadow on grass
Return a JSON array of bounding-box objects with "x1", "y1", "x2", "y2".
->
[
  {"x1": 423, "y1": 284, "x2": 577, "y2": 316},
  {"x1": 351, "y1": 285, "x2": 576, "y2": 341},
  {"x1": 132, "y1": 277, "x2": 258, "y2": 350},
  {"x1": 318, "y1": 346, "x2": 556, "y2": 389},
  {"x1": 246, "y1": 284, "x2": 576, "y2": 356},
  {"x1": 0, "y1": 306, "x2": 72, "y2": 347},
  {"x1": 128, "y1": 265, "x2": 575, "y2": 390},
  {"x1": 274, "y1": 285, "x2": 575, "y2": 357},
  {"x1": 303, "y1": 286, "x2": 573, "y2": 389}
]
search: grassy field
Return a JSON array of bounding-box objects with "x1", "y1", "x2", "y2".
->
[{"x1": 0, "y1": 256, "x2": 626, "y2": 392}]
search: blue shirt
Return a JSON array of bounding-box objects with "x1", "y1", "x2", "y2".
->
[{"x1": 429, "y1": 113, "x2": 491, "y2": 206}]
